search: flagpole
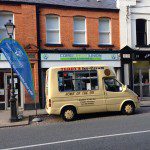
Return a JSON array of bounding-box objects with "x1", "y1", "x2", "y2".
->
[{"x1": 32, "y1": 97, "x2": 42, "y2": 122}]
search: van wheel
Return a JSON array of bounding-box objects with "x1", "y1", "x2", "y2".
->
[
  {"x1": 121, "y1": 102, "x2": 135, "y2": 115},
  {"x1": 61, "y1": 107, "x2": 76, "y2": 121}
]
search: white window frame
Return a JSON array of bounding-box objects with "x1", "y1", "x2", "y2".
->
[
  {"x1": 46, "y1": 15, "x2": 60, "y2": 44},
  {"x1": 0, "y1": 12, "x2": 14, "y2": 40},
  {"x1": 74, "y1": 17, "x2": 87, "y2": 45},
  {"x1": 99, "y1": 18, "x2": 111, "y2": 45}
]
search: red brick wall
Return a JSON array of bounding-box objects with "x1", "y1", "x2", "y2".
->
[
  {"x1": 0, "y1": 3, "x2": 39, "y2": 105},
  {"x1": 0, "y1": 3, "x2": 120, "y2": 108},
  {"x1": 40, "y1": 7, "x2": 120, "y2": 50}
]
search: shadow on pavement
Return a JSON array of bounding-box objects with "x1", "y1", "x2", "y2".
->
[{"x1": 29, "y1": 107, "x2": 150, "y2": 125}]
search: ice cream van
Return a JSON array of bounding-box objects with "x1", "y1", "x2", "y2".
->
[{"x1": 45, "y1": 65, "x2": 140, "y2": 121}]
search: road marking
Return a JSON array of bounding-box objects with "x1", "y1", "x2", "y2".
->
[{"x1": 1, "y1": 129, "x2": 150, "y2": 150}]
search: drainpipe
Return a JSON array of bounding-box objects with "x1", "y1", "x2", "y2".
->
[{"x1": 36, "y1": 4, "x2": 42, "y2": 108}]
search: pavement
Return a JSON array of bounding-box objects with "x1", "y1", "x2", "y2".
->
[
  {"x1": 0, "y1": 109, "x2": 47, "y2": 128},
  {"x1": 0, "y1": 100, "x2": 150, "y2": 128}
]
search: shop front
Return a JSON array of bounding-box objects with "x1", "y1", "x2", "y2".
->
[
  {"x1": 39, "y1": 50, "x2": 121, "y2": 108},
  {"x1": 0, "y1": 53, "x2": 24, "y2": 110},
  {"x1": 133, "y1": 52, "x2": 150, "y2": 100},
  {"x1": 121, "y1": 46, "x2": 150, "y2": 100}
]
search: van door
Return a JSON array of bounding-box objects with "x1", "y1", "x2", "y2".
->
[
  {"x1": 103, "y1": 77, "x2": 124, "y2": 111},
  {"x1": 76, "y1": 70, "x2": 106, "y2": 113}
]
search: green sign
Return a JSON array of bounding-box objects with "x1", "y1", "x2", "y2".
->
[
  {"x1": 60, "y1": 54, "x2": 102, "y2": 60},
  {"x1": 41, "y1": 53, "x2": 120, "y2": 61}
]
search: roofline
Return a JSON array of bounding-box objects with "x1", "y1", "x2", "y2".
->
[{"x1": 0, "y1": 1, "x2": 119, "y2": 12}]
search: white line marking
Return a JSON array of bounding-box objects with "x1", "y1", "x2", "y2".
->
[{"x1": 1, "y1": 129, "x2": 150, "y2": 150}]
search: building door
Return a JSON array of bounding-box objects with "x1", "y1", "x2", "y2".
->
[
  {"x1": 134, "y1": 68, "x2": 150, "y2": 100},
  {"x1": 5, "y1": 74, "x2": 22, "y2": 109}
]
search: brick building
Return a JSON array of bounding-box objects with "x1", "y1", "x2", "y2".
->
[
  {"x1": 0, "y1": 2, "x2": 39, "y2": 110},
  {"x1": 0, "y1": 0, "x2": 120, "y2": 109}
]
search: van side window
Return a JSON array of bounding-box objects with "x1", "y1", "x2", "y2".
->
[
  {"x1": 58, "y1": 70, "x2": 98, "y2": 92},
  {"x1": 104, "y1": 78, "x2": 122, "y2": 92}
]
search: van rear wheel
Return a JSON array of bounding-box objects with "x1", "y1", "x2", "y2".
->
[
  {"x1": 61, "y1": 107, "x2": 76, "y2": 121},
  {"x1": 121, "y1": 102, "x2": 135, "y2": 115}
]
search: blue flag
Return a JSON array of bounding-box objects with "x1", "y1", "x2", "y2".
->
[{"x1": 0, "y1": 38, "x2": 35, "y2": 100}]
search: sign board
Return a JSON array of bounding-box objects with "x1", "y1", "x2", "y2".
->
[
  {"x1": 135, "y1": 53, "x2": 150, "y2": 60},
  {"x1": 41, "y1": 53, "x2": 120, "y2": 61}
]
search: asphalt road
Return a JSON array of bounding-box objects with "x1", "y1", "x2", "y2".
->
[{"x1": 0, "y1": 107, "x2": 150, "y2": 150}]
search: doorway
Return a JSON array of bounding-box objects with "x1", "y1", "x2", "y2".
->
[
  {"x1": 4, "y1": 73, "x2": 22, "y2": 109},
  {"x1": 134, "y1": 66, "x2": 150, "y2": 100}
]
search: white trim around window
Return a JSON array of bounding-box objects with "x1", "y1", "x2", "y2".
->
[
  {"x1": 99, "y1": 18, "x2": 111, "y2": 45},
  {"x1": 74, "y1": 17, "x2": 87, "y2": 45},
  {"x1": 46, "y1": 15, "x2": 60, "y2": 44},
  {"x1": 0, "y1": 12, "x2": 14, "y2": 40}
]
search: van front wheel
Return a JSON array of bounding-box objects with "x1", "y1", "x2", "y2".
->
[
  {"x1": 121, "y1": 102, "x2": 135, "y2": 115},
  {"x1": 61, "y1": 107, "x2": 77, "y2": 121}
]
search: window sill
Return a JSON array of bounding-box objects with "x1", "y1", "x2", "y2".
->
[
  {"x1": 45, "y1": 43, "x2": 63, "y2": 47},
  {"x1": 98, "y1": 44, "x2": 114, "y2": 47},
  {"x1": 72, "y1": 44, "x2": 89, "y2": 47},
  {"x1": 135, "y1": 45, "x2": 150, "y2": 48}
]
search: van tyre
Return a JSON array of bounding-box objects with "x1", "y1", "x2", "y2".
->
[
  {"x1": 61, "y1": 107, "x2": 77, "y2": 121},
  {"x1": 121, "y1": 102, "x2": 135, "y2": 115}
]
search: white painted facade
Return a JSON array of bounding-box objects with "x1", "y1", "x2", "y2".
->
[
  {"x1": 117, "y1": 0, "x2": 150, "y2": 50},
  {"x1": 117, "y1": 0, "x2": 150, "y2": 99}
]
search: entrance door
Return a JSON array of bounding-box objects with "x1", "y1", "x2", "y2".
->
[
  {"x1": 134, "y1": 68, "x2": 150, "y2": 100},
  {"x1": 5, "y1": 74, "x2": 22, "y2": 109}
]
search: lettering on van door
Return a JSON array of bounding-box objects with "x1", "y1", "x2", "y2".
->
[
  {"x1": 65, "y1": 91, "x2": 95, "y2": 96},
  {"x1": 79, "y1": 98, "x2": 96, "y2": 106}
]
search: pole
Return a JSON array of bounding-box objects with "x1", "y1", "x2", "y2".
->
[
  {"x1": 10, "y1": 68, "x2": 18, "y2": 122},
  {"x1": 9, "y1": 35, "x2": 18, "y2": 122}
]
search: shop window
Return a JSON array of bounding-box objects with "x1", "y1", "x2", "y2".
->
[
  {"x1": 0, "y1": 12, "x2": 13, "y2": 40},
  {"x1": 99, "y1": 18, "x2": 111, "y2": 45},
  {"x1": 58, "y1": 70, "x2": 98, "y2": 92},
  {"x1": 74, "y1": 17, "x2": 86, "y2": 44},
  {"x1": 104, "y1": 78, "x2": 122, "y2": 92},
  {"x1": 46, "y1": 15, "x2": 60, "y2": 44},
  {"x1": 136, "y1": 19, "x2": 147, "y2": 46},
  {"x1": 0, "y1": 72, "x2": 4, "y2": 102}
]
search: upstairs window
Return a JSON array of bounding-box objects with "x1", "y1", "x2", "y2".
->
[
  {"x1": 46, "y1": 15, "x2": 60, "y2": 44},
  {"x1": 0, "y1": 12, "x2": 13, "y2": 40},
  {"x1": 58, "y1": 70, "x2": 98, "y2": 92},
  {"x1": 74, "y1": 17, "x2": 86, "y2": 44},
  {"x1": 136, "y1": 19, "x2": 147, "y2": 46},
  {"x1": 99, "y1": 18, "x2": 111, "y2": 45}
]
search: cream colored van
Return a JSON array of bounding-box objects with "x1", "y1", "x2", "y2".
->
[{"x1": 45, "y1": 65, "x2": 140, "y2": 121}]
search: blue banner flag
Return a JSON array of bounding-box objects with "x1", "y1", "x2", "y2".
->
[{"x1": 0, "y1": 38, "x2": 35, "y2": 100}]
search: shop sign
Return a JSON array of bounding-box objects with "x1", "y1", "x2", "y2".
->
[
  {"x1": 0, "y1": 53, "x2": 7, "y2": 60},
  {"x1": 135, "y1": 53, "x2": 150, "y2": 60},
  {"x1": 41, "y1": 53, "x2": 120, "y2": 61},
  {"x1": 123, "y1": 54, "x2": 130, "y2": 59}
]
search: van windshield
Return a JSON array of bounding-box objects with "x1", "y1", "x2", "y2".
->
[
  {"x1": 58, "y1": 70, "x2": 99, "y2": 92},
  {"x1": 104, "y1": 78, "x2": 123, "y2": 92}
]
